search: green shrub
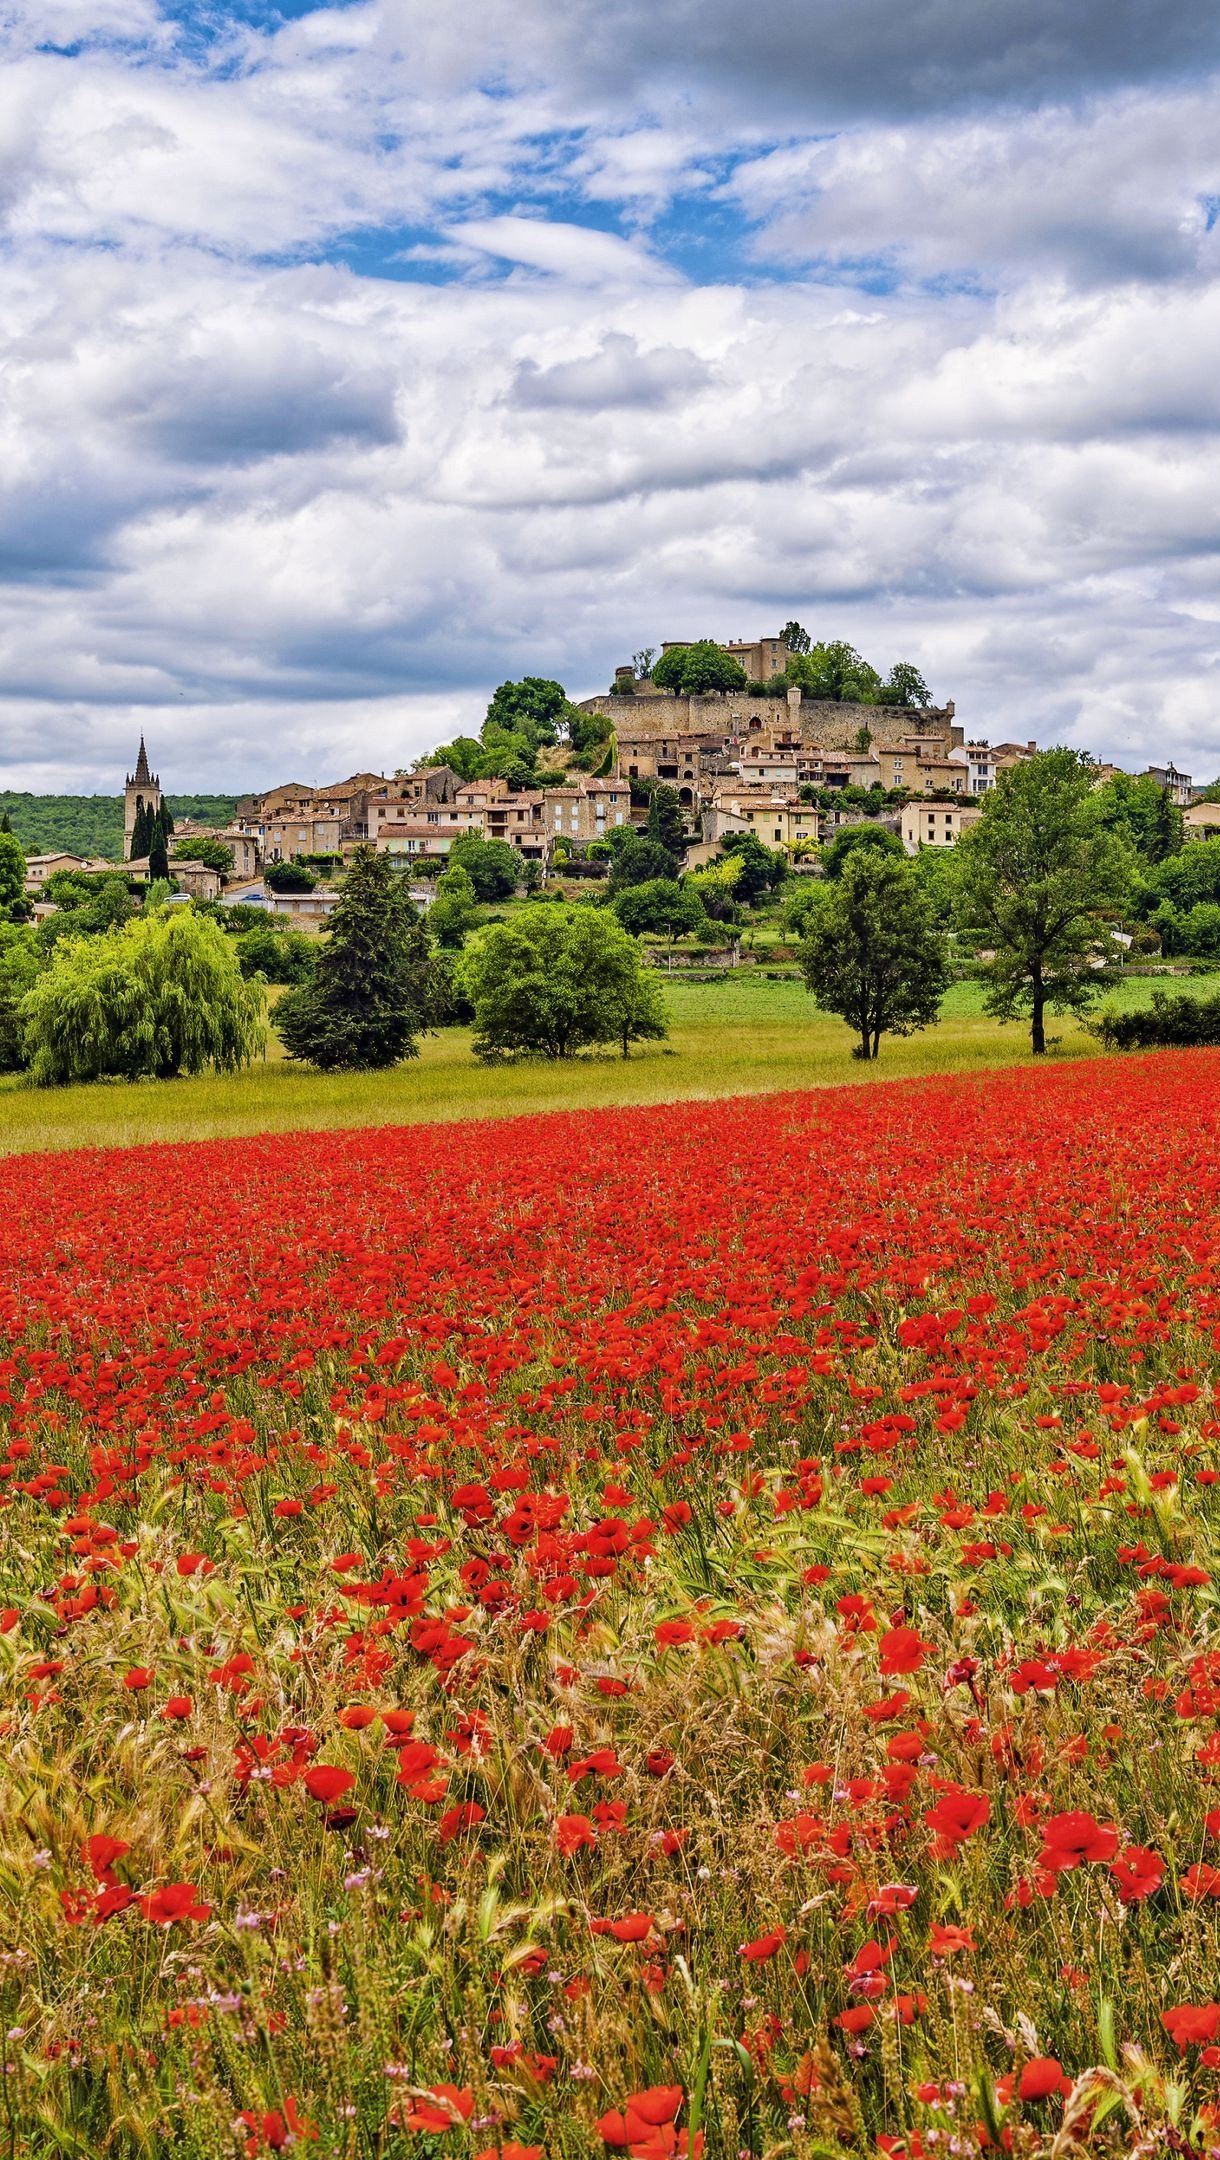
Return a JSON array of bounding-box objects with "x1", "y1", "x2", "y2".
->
[{"x1": 1092, "y1": 988, "x2": 1220, "y2": 1049}]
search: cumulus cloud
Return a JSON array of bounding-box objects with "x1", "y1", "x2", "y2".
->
[
  {"x1": 729, "y1": 89, "x2": 1220, "y2": 286},
  {"x1": 379, "y1": 0, "x2": 1220, "y2": 126},
  {"x1": 509, "y1": 332, "x2": 710, "y2": 409},
  {"x1": 1, "y1": 0, "x2": 1220, "y2": 789}
]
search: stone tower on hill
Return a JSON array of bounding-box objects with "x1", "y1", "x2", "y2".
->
[{"x1": 124, "y1": 737, "x2": 162, "y2": 859}]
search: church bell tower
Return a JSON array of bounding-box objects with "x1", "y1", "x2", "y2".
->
[{"x1": 124, "y1": 737, "x2": 162, "y2": 858}]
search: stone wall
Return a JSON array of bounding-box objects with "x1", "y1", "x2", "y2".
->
[{"x1": 585, "y1": 689, "x2": 960, "y2": 753}]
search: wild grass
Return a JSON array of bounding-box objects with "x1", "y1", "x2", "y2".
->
[{"x1": 0, "y1": 971, "x2": 1204, "y2": 1159}]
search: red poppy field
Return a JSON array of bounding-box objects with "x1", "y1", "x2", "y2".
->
[{"x1": 5, "y1": 1053, "x2": 1220, "y2": 2160}]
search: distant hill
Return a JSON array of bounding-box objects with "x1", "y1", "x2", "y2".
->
[{"x1": 0, "y1": 793, "x2": 238, "y2": 861}]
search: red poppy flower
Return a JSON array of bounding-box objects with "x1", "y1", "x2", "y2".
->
[
  {"x1": 399, "y1": 2084, "x2": 473, "y2": 2133},
  {"x1": 1017, "y1": 2058, "x2": 1070, "y2": 2102},
  {"x1": 1039, "y1": 1811, "x2": 1118, "y2": 1872},
  {"x1": 140, "y1": 1882, "x2": 211, "y2": 1925},
  {"x1": 929, "y1": 1923, "x2": 976, "y2": 1955},
  {"x1": 739, "y1": 1925, "x2": 785, "y2": 1962},
  {"x1": 1162, "y1": 2003, "x2": 1220, "y2": 2051},
  {"x1": 303, "y1": 1765, "x2": 355, "y2": 1804},
  {"x1": 84, "y1": 1834, "x2": 129, "y2": 1881},
  {"x1": 924, "y1": 1790, "x2": 990, "y2": 1853},
  {"x1": 1109, "y1": 1846, "x2": 1164, "y2": 1904},
  {"x1": 877, "y1": 1626, "x2": 933, "y2": 1675}
]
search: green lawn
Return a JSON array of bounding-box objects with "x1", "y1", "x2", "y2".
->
[{"x1": 0, "y1": 970, "x2": 1208, "y2": 1158}]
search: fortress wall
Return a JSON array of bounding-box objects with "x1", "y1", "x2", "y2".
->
[{"x1": 587, "y1": 691, "x2": 960, "y2": 753}]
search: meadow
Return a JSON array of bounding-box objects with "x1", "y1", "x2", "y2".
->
[
  {"x1": 4, "y1": 1052, "x2": 1220, "y2": 2157},
  {"x1": 0, "y1": 969, "x2": 1207, "y2": 1157}
]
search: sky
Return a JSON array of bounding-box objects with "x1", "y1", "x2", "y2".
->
[{"x1": 3, "y1": 0, "x2": 1220, "y2": 792}]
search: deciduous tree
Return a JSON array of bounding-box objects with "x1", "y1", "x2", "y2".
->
[
  {"x1": 460, "y1": 904, "x2": 667, "y2": 1061},
  {"x1": 651, "y1": 641, "x2": 749, "y2": 694},
  {"x1": 172, "y1": 837, "x2": 234, "y2": 875},
  {"x1": 23, "y1": 909, "x2": 265, "y2": 1085},
  {"x1": 953, "y1": 749, "x2": 1133, "y2": 1055},
  {"x1": 428, "y1": 865, "x2": 480, "y2": 949},
  {"x1": 0, "y1": 924, "x2": 38, "y2": 1070},
  {"x1": 447, "y1": 833, "x2": 524, "y2": 901},
  {"x1": 611, "y1": 879, "x2": 708, "y2": 940},
  {"x1": 821, "y1": 823, "x2": 904, "y2": 879},
  {"x1": 800, "y1": 848, "x2": 948, "y2": 1060}
]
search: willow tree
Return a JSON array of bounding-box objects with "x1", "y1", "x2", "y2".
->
[{"x1": 23, "y1": 908, "x2": 265, "y2": 1085}]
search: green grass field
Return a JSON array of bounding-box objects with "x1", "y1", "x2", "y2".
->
[{"x1": 0, "y1": 969, "x2": 1206, "y2": 1159}]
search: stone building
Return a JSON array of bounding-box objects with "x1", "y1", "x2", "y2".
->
[
  {"x1": 236, "y1": 774, "x2": 384, "y2": 862},
  {"x1": 124, "y1": 737, "x2": 161, "y2": 858}
]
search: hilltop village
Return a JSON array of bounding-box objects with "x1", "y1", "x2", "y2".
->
[{"x1": 16, "y1": 633, "x2": 1207, "y2": 921}]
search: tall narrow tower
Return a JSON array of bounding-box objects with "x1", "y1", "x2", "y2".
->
[{"x1": 124, "y1": 737, "x2": 162, "y2": 858}]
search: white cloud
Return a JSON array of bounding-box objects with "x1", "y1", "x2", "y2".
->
[
  {"x1": 2, "y1": 1, "x2": 1220, "y2": 790},
  {"x1": 729, "y1": 89, "x2": 1220, "y2": 286},
  {"x1": 444, "y1": 215, "x2": 677, "y2": 285}
]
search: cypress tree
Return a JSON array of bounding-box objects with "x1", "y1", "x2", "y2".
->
[
  {"x1": 129, "y1": 802, "x2": 150, "y2": 859},
  {"x1": 274, "y1": 846, "x2": 433, "y2": 1069},
  {"x1": 147, "y1": 810, "x2": 170, "y2": 883},
  {"x1": 0, "y1": 811, "x2": 10, "y2": 833}
]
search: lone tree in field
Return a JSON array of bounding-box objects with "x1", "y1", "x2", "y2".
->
[
  {"x1": 800, "y1": 847, "x2": 948, "y2": 1060},
  {"x1": 275, "y1": 846, "x2": 432, "y2": 1070},
  {"x1": 460, "y1": 904, "x2": 667, "y2": 1061},
  {"x1": 953, "y1": 749, "x2": 1133, "y2": 1056}
]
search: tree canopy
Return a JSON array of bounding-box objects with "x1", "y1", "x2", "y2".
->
[
  {"x1": 1094, "y1": 772, "x2": 1182, "y2": 863},
  {"x1": 22, "y1": 908, "x2": 265, "y2": 1086},
  {"x1": 0, "y1": 830, "x2": 27, "y2": 922},
  {"x1": 173, "y1": 836, "x2": 234, "y2": 875},
  {"x1": 952, "y1": 748, "x2": 1133, "y2": 1055},
  {"x1": 821, "y1": 822, "x2": 905, "y2": 879},
  {"x1": 428, "y1": 865, "x2": 480, "y2": 949},
  {"x1": 0, "y1": 924, "x2": 38, "y2": 1071},
  {"x1": 418, "y1": 677, "x2": 593, "y2": 788},
  {"x1": 605, "y1": 830, "x2": 678, "y2": 890},
  {"x1": 714, "y1": 832, "x2": 788, "y2": 901},
  {"x1": 234, "y1": 925, "x2": 316, "y2": 984},
  {"x1": 775, "y1": 643, "x2": 931, "y2": 708},
  {"x1": 460, "y1": 904, "x2": 668, "y2": 1062},
  {"x1": 446, "y1": 832, "x2": 525, "y2": 900},
  {"x1": 38, "y1": 872, "x2": 137, "y2": 952},
  {"x1": 800, "y1": 848, "x2": 948, "y2": 1060},
  {"x1": 611, "y1": 879, "x2": 709, "y2": 940},
  {"x1": 265, "y1": 860, "x2": 318, "y2": 893},
  {"x1": 274, "y1": 847, "x2": 433, "y2": 1070},
  {"x1": 651, "y1": 642, "x2": 749, "y2": 694}
]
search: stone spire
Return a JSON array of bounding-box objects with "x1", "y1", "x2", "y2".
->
[{"x1": 124, "y1": 736, "x2": 162, "y2": 859}]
